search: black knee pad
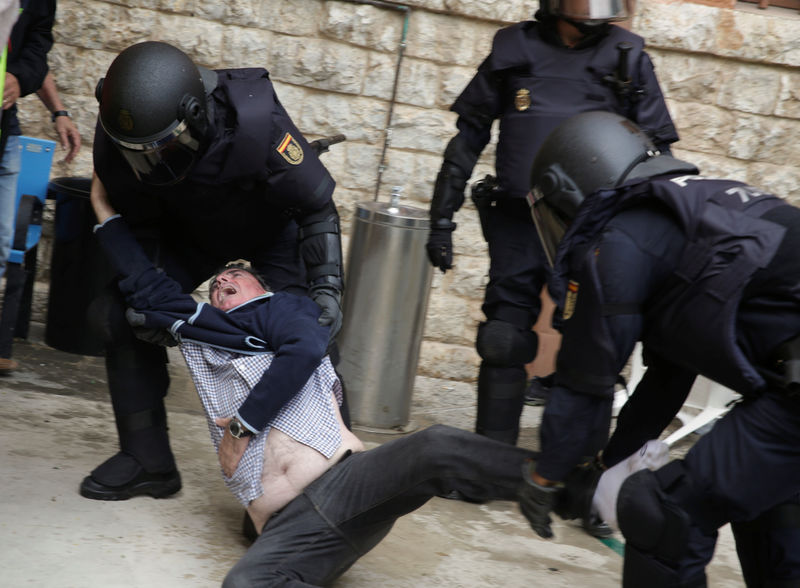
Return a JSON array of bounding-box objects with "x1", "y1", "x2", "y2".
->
[
  {"x1": 476, "y1": 320, "x2": 537, "y2": 366},
  {"x1": 623, "y1": 542, "x2": 706, "y2": 588},
  {"x1": 618, "y1": 469, "x2": 691, "y2": 564}
]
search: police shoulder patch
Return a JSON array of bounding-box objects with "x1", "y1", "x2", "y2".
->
[
  {"x1": 277, "y1": 132, "x2": 304, "y2": 165},
  {"x1": 563, "y1": 280, "x2": 579, "y2": 321}
]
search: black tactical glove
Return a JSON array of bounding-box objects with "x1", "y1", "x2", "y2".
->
[
  {"x1": 125, "y1": 308, "x2": 178, "y2": 347},
  {"x1": 311, "y1": 286, "x2": 343, "y2": 341},
  {"x1": 519, "y1": 458, "x2": 561, "y2": 539},
  {"x1": 426, "y1": 219, "x2": 456, "y2": 273}
]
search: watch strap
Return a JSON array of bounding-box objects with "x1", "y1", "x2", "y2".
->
[
  {"x1": 51, "y1": 110, "x2": 70, "y2": 122},
  {"x1": 229, "y1": 418, "x2": 253, "y2": 439}
]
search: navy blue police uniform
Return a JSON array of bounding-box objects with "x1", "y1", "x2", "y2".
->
[
  {"x1": 540, "y1": 170, "x2": 800, "y2": 586},
  {"x1": 87, "y1": 67, "x2": 342, "y2": 492},
  {"x1": 428, "y1": 16, "x2": 678, "y2": 444}
]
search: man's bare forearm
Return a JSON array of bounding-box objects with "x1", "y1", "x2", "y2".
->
[{"x1": 90, "y1": 172, "x2": 117, "y2": 223}]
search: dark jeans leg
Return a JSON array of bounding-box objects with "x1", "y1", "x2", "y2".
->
[
  {"x1": 223, "y1": 493, "x2": 364, "y2": 588},
  {"x1": 224, "y1": 425, "x2": 535, "y2": 587}
]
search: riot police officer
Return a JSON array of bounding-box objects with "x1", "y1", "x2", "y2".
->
[
  {"x1": 519, "y1": 111, "x2": 800, "y2": 587},
  {"x1": 426, "y1": 0, "x2": 678, "y2": 449},
  {"x1": 80, "y1": 42, "x2": 345, "y2": 501}
]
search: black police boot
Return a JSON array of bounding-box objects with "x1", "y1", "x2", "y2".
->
[
  {"x1": 519, "y1": 459, "x2": 560, "y2": 540},
  {"x1": 582, "y1": 512, "x2": 614, "y2": 538},
  {"x1": 524, "y1": 373, "x2": 555, "y2": 406},
  {"x1": 80, "y1": 452, "x2": 181, "y2": 500}
]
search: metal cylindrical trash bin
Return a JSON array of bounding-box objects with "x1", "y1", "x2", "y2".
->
[
  {"x1": 45, "y1": 177, "x2": 114, "y2": 356},
  {"x1": 337, "y1": 200, "x2": 433, "y2": 431}
]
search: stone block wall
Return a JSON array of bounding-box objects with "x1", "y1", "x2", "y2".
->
[{"x1": 14, "y1": 0, "x2": 800, "y2": 386}]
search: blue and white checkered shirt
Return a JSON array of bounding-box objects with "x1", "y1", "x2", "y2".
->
[{"x1": 180, "y1": 343, "x2": 343, "y2": 506}]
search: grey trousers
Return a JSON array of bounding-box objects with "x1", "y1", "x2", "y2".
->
[{"x1": 223, "y1": 424, "x2": 535, "y2": 587}]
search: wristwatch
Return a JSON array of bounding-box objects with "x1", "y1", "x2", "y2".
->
[
  {"x1": 228, "y1": 418, "x2": 253, "y2": 439},
  {"x1": 51, "y1": 110, "x2": 70, "y2": 122}
]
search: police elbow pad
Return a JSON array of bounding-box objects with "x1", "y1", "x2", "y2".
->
[{"x1": 298, "y1": 204, "x2": 344, "y2": 290}]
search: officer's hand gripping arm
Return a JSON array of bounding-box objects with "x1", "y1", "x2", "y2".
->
[
  {"x1": 427, "y1": 134, "x2": 480, "y2": 273},
  {"x1": 125, "y1": 308, "x2": 179, "y2": 347},
  {"x1": 298, "y1": 200, "x2": 344, "y2": 341}
]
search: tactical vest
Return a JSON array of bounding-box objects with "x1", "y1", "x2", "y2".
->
[
  {"x1": 454, "y1": 23, "x2": 648, "y2": 199},
  {"x1": 191, "y1": 67, "x2": 276, "y2": 185},
  {"x1": 555, "y1": 175, "x2": 787, "y2": 396}
]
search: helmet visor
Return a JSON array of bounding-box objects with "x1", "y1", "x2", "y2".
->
[
  {"x1": 528, "y1": 187, "x2": 569, "y2": 268},
  {"x1": 112, "y1": 120, "x2": 201, "y2": 186},
  {"x1": 552, "y1": 0, "x2": 628, "y2": 22}
]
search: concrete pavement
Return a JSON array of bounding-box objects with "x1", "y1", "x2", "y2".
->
[{"x1": 0, "y1": 321, "x2": 745, "y2": 587}]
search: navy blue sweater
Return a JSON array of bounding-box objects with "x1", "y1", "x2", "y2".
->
[{"x1": 95, "y1": 216, "x2": 330, "y2": 431}]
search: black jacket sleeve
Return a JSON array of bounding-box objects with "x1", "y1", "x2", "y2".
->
[
  {"x1": 237, "y1": 293, "x2": 329, "y2": 431},
  {"x1": 7, "y1": 0, "x2": 55, "y2": 96}
]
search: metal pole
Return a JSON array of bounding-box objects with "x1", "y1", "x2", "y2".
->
[{"x1": 337, "y1": 0, "x2": 411, "y2": 202}]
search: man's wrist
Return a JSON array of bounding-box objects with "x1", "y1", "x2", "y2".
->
[
  {"x1": 228, "y1": 416, "x2": 256, "y2": 439},
  {"x1": 93, "y1": 213, "x2": 122, "y2": 233},
  {"x1": 51, "y1": 110, "x2": 70, "y2": 122}
]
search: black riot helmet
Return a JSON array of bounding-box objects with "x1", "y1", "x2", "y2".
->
[
  {"x1": 539, "y1": 0, "x2": 628, "y2": 24},
  {"x1": 529, "y1": 111, "x2": 696, "y2": 266},
  {"x1": 96, "y1": 41, "x2": 217, "y2": 185}
]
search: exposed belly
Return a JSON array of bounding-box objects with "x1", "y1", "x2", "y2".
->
[{"x1": 246, "y1": 394, "x2": 364, "y2": 533}]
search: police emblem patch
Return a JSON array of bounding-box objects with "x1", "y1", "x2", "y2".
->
[
  {"x1": 515, "y1": 88, "x2": 531, "y2": 112},
  {"x1": 117, "y1": 109, "x2": 134, "y2": 132},
  {"x1": 277, "y1": 133, "x2": 304, "y2": 165},
  {"x1": 563, "y1": 280, "x2": 579, "y2": 320}
]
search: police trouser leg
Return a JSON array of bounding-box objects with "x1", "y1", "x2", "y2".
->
[
  {"x1": 682, "y1": 389, "x2": 800, "y2": 585},
  {"x1": 617, "y1": 465, "x2": 712, "y2": 588},
  {"x1": 86, "y1": 287, "x2": 176, "y2": 485},
  {"x1": 107, "y1": 340, "x2": 174, "y2": 474},
  {"x1": 731, "y1": 497, "x2": 800, "y2": 587}
]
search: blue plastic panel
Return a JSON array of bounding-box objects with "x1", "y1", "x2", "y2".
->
[{"x1": 8, "y1": 136, "x2": 57, "y2": 264}]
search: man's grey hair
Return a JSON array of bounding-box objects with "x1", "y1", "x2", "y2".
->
[{"x1": 208, "y1": 262, "x2": 271, "y2": 297}]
